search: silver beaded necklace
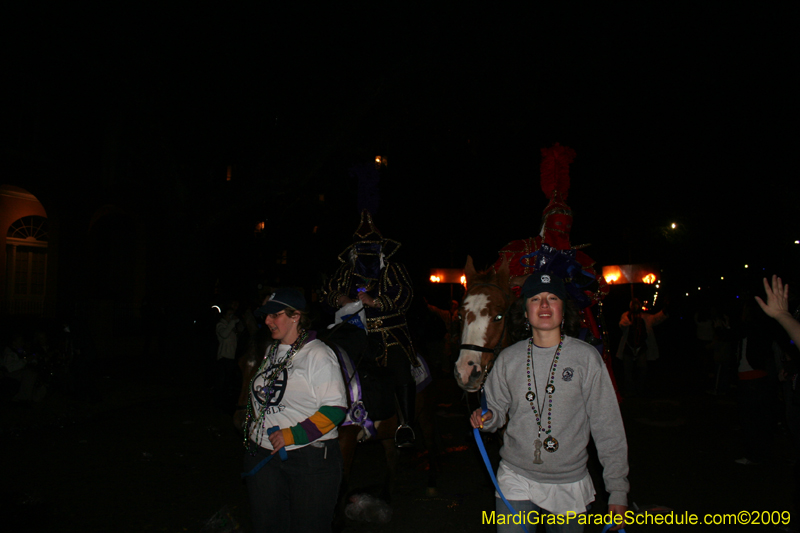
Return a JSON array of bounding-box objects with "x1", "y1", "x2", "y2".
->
[
  {"x1": 526, "y1": 333, "x2": 564, "y2": 461},
  {"x1": 243, "y1": 330, "x2": 309, "y2": 451}
]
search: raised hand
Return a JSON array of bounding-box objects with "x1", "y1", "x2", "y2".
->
[{"x1": 755, "y1": 275, "x2": 791, "y2": 319}]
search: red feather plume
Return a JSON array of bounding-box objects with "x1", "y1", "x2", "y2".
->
[{"x1": 540, "y1": 143, "x2": 575, "y2": 200}]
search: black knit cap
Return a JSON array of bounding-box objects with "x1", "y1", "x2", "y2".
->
[{"x1": 521, "y1": 272, "x2": 567, "y2": 301}]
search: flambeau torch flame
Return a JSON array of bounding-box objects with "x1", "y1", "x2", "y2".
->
[
  {"x1": 642, "y1": 274, "x2": 656, "y2": 284},
  {"x1": 603, "y1": 265, "x2": 622, "y2": 284},
  {"x1": 460, "y1": 275, "x2": 467, "y2": 287},
  {"x1": 430, "y1": 275, "x2": 442, "y2": 283}
]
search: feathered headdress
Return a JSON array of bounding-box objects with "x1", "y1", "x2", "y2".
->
[
  {"x1": 538, "y1": 143, "x2": 576, "y2": 249},
  {"x1": 540, "y1": 142, "x2": 575, "y2": 201}
]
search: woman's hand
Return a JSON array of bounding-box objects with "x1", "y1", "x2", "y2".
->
[
  {"x1": 269, "y1": 430, "x2": 286, "y2": 455},
  {"x1": 607, "y1": 505, "x2": 627, "y2": 530},
  {"x1": 755, "y1": 275, "x2": 800, "y2": 350},
  {"x1": 470, "y1": 408, "x2": 493, "y2": 429},
  {"x1": 755, "y1": 275, "x2": 791, "y2": 319}
]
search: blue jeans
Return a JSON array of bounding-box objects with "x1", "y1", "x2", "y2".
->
[
  {"x1": 495, "y1": 498, "x2": 585, "y2": 533},
  {"x1": 244, "y1": 439, "x2": 342, "y2": 533}
]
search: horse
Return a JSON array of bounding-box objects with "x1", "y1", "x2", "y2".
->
[
  {"x1": 453, "y1": 256, "x2": 516, "y2": 392},
  {"x1": 233, "y1": 322, "x2": 438, "y2": 525}
]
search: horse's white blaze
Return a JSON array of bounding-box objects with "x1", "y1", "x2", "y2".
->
[{"x1": 456, "y1": 293, "x2": 490, "y2": 385}]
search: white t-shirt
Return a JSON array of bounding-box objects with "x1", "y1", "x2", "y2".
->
[
  {"x1": 248, "y1": 339, "x2": 346, "y2": 451},
  {"x1": 497, "y1": 462, "x2": 595, "y2": 514}
]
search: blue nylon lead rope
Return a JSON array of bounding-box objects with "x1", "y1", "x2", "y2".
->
[
  {"x1": 474, "y1": 389, "x2": 529, "y2": 533},
  {"x1": 241, "y1": 426, "x2": 288, "y2": 479}
]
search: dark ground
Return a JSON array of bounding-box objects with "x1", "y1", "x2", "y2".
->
[{"x1": 1, "y1": 332, "x2": 795, "y2": 533}]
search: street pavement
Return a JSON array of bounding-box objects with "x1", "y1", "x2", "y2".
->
[{"x1": 1, "y1": 353, "x2": 795, "y2": 533}]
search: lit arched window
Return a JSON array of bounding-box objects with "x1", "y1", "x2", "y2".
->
[
  {"x1": 6, "y1": 215, "x2": 48, "y2": 314},
  {"x1": 7, "y1": 215, "x2": 48, "y2": 242}
]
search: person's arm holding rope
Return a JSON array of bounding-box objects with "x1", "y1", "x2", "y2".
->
[
  {"x1": 269, "y1": 347, "x2": 347, "y2": 454},
  {"x1": 469, "y1": 408, "x2": 493, "y2": 429},
  {"x1": 469, "y1": 349, "x2": 510, "y2": 430}
]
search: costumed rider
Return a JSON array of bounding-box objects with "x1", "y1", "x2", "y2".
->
[
  {"x1": 493, "y1": 143, "x2": 618, "y2": 399},
  {"x1": 325, "y1": 209, "x2": 420, "y2": 448},
  {"x1": 471, "y1": 272, "x2": 629, "y2": 532}
]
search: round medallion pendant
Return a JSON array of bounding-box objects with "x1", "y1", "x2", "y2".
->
[
  {"x1": 543, "y1": 436, "x2": 559, "y2": 452},
  {"x1": 525, "y1": 391, "x2": 535, "y2": 402},
  {"x1": 545, "y1": 384, "x2": 555, "y2": 394}
]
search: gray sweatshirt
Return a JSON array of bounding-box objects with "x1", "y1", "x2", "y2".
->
[{"x1": 481, "y1": 336, "x2": 630, "y2": 506}]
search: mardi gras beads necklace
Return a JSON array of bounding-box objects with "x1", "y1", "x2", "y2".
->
[
  {"x1": 526, "y1": 333, "x2": 564, "y2": 462},
  {"x1": 243, "y1": 330, "x2": 309, "y2": 452}
]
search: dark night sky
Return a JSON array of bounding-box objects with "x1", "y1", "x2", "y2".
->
[{"x1": 5, "y1": 5, "x2": 798, "y2": 301}]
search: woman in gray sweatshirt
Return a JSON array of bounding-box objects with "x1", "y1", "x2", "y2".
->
[{"x1": 470, "y1": 272, "x2": 629, "y2": 532}]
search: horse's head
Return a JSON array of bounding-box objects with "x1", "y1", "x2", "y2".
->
[{"x1": 454, "y1": 256, "x2": 513, "y2": 392}]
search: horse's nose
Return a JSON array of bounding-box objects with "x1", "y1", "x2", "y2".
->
[{"x1": 470, "y1": 366, "x2": 481, "y2": 378}]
